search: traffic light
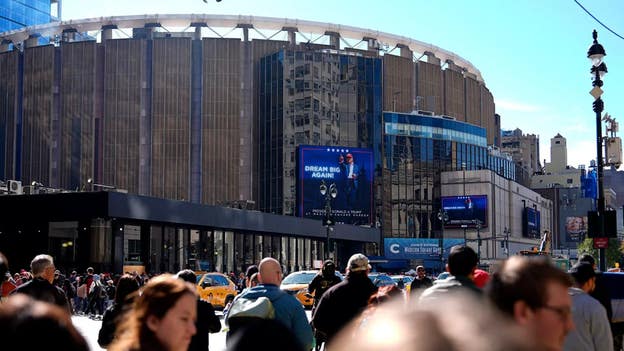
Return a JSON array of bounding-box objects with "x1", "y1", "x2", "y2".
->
[{"x1": 587, "y1": 211, "x2": 616, "y2": 238}]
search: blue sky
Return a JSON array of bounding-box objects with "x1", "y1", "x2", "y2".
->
[{"x1": 62, "y1": 0, "x2": 624, "y2": 170}]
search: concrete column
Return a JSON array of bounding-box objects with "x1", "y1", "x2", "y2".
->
[
  {"x1": 0, "y1": 40, "x2": 11, "y2": 53},
  {"x1": 424, "y1": 51, "x2": 441, "y2": 65},
  {"x1": 237, "y1": 23, "x2": 252, "y2": 42},
  {"x1": 24, "y1": 35, "x2": 40, "y2": 48},
  {"x1": 62, "y1": 28, "x2": 77, "y2": 42},
  {"x1": 101, "y1": 24, "x2": 117, "y2": 42},
  {"x1": 190, "y1": 22, "x2": 207, "y2": 40},
  {"x1": 397, "y1": 44, "x2": 412, "y2": 59},
  {"x1": 283, "y1": 27, "x2": 298, "y2": 46},
  {"x1": 325, "y1": 31, "x2": 340, "y2": 49},
  {"x1": 364, "y1": 36, "x2": 379, "y2": 52}
]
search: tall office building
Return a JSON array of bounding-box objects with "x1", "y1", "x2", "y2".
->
[
  {"x1": 0, "y1": 0, "x2": 60, "y2": 33},
  {"x1": 257, "y1": 48, "x2": 382, "y2": 216},
  {"x1": 501, "y1": 128, "x2": 540, "y2": 176}
]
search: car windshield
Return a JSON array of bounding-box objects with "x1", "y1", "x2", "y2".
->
[{"x1": 282, "y1": 272, "x2": 317, "y2": 285}]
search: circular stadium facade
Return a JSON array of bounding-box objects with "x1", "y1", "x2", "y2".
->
[{"x1": 0, "y1": 15, "x2": 501, "y2": 236}]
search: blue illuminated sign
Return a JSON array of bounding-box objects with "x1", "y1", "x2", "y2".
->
[
  {"x1": 384, "y1": 238, "x2": 466, "y2": 260},
  {"x1": 297, "y1": 145, "x2": 373, "y2": 225}
]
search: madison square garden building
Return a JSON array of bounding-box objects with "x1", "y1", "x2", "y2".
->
[{"x1": 0, "y1": 15, "x2": 521, "y2": 272}]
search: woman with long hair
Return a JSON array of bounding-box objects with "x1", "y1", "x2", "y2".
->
[
  {"x1": 108, "y1": 274, "x2": 197, "y2": 351},
  {"x1": 98, "y1": 274, "x2": 141, "y2": 348}
]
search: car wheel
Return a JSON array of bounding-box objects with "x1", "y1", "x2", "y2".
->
[{"x1": 225, "y1": 295, "x2": 234, "y2": 305}]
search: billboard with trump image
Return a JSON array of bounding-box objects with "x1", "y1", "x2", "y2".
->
[
  {"x1": 297, "y1": 145, "x2": 374, "y2": 225},
  {"x1": 441, "y1": 195, "x2": 488, "y2": 228}
]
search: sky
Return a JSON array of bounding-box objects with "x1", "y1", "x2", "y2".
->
[{"x1": 61, "y1": 0, "x2": 624, "y2": 170}]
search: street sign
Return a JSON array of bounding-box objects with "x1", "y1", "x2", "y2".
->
[
  {"x1": 590, "y1": 86, "x2": 603, "y2": 100},
  {"x1": 593, "y1": 237, "x2": 609, "y2": 249}
]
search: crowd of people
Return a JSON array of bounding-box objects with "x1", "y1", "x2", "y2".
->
[{"x1": 0, "y1": 247, "x2": 621, "y2": 351}]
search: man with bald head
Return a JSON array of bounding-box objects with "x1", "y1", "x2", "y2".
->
[{"x1": 225, "y1": 257, "x2": 313, "y2": 350}]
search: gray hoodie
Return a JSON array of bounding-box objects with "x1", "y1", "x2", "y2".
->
[{"x1": 563, "y1": 287, "x2": 613, "y2": 351}]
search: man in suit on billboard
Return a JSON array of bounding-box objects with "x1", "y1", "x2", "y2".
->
[{"x1": 343, "y1": 153, "x2": 359, "y2": 210}]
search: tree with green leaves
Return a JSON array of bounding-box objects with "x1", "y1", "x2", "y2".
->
[{"x1": 576, "y1": 238, "x2": 623, "y2": 269}]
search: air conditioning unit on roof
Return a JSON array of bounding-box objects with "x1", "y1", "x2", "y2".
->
[
  {"x1": 7, "y1": 180, "x2": 23, "y2": 194},
  {"x1": 414, "y1": 110, "x2": 434, "y2": 116}
]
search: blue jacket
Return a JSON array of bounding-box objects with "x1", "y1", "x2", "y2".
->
[{"x1": 233, "y1": 284, "x2": 313, "y2": 350}]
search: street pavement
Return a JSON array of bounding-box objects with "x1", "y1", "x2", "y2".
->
[{"x1": 72, "y1": 310, "x2": 313, "y2": 351}]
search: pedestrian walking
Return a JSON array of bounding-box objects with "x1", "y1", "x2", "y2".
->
[
  {"x1": 98, "y1": 274, "x2": 141, "y2": 348},
  {"x1": 312, "y1": 253, "x2": 377, "y2": 347},
  {"x1": 419, "y1": 245, "x2": 481, "y2": 302},
  {"x1": 176, "y1": 269, "x2": 221, "y2": 351},
  {"x1": 486, "y1": 256, "x2": 574, "y2": 351},
  {"x1": 0, "y1": 294, "x2": 89, "y2": 351},
  {"x1": 563, "y1": 262, "x2": 613, "y2": 351},
  {"x1": 225, "y1": 257, "x2": 313, "y2": 351},
  {"x1": 409, "y1": 265, "x2": 432, "y2": 296},
  {"x1": 10, "y1": 254, "x2": 71, "y2": 313},
  {"x1": 107, "y1": 274, "x2": 198, "y2": 351}
]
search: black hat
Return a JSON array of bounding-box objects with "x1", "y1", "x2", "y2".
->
[
  {"x1": 245, "y1": 265, "x2": 258, "y2": 279},
  {"x1": 569, "y1": 262, "x2": 595, "y2": 285},
  {"x1": 323, "y1": 260, "x2": 335, "y2": 269}
]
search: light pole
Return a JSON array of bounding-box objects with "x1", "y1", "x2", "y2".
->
[
  {"x1": 473, "y1": 219, "x2": 482, "y2": 260},
  {"x1": 437, "y1": 209, "x2": 449, "y2": 271},
  {"x1": 462, "y1": 162, "x2": 467, "y2": 244},
  {"x1": 503, "y1": 227, "x2": 510, "y2": 257},
  {"x1": 320, "y1": 180, "x2": 337, "y2": 260},
  {"x1": 587, "y1": 29, "x2": 608, "y2": 272}
]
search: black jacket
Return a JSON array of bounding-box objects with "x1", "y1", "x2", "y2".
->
[
  {"x1": 11, "y1": 277, "x2": 70, "y2": 313},
  {"x1": 592, "y1": 272, "x2": 613, "y2": 321},
  {"x1": 188, "y1": 299, "x2": 222, "y2": 351},
  {"x1": 311, "y1": 272, "x2": 377, "y2": 343},
  {"x1": 98, "y1": 302, "x2": 130, "y2": 348},
  {"x1": 308, "y1": 273, "x2": 342, "y2": 302},
  {"x1": 409, "y1": 276, "x2": 433, "y2": 294}
]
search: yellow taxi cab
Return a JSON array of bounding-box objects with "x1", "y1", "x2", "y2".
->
[
  {"x1": 196, "y1": 272, "x2": 238, "y2": 308},
  {"x1": 280, "y1": 270, "x2": 343, "y2": 309}
]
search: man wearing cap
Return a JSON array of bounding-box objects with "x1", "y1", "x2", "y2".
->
[
  {"x1": 563, "y1": 262, "x2": 613, "y2": 351},
  {"x1": 312, "y1": 253, "x2": 377, "y2": 346},
  {"x1": 309, "y1": 260, "x2": 342, "y2": 310},
  {"x1": 409, "y1": 265, "x2": 433, "y2": 295}
]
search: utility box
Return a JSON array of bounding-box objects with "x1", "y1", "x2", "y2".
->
[{"x1": 606, "y1": 137, "x2": 622, "y2": 167}]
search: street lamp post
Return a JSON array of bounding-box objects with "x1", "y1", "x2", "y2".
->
[
  {"x1": 587, "y1": 29, "x2": 608, "y2": 272},
  {"x1": 437, "y1": 209, "x2": 449, "y2": 271},
  {"x1": 462, "y1": 162, "x2": 467, "y2": 244},
  {"x1": 320, "y1": 180, "x2": 337, "y2": 260},
  {"x1": 503, "y1": 227, "x2": 510, "y2": 257},
  {"x1": 473, "y1": 219, "x2": 483, "y2": 260}
]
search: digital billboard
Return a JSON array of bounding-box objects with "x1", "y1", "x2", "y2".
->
[
  {"x1": 297, "y1": 145, "x2": 373, "y2": 225},
  {"x1": 441, "y1": 195, "x2": 488, "y2": 228},
  {"x1": 565, "y1": 216, "x2": 587, "y2": 242},
  {"x1": 522, "y1": 207, "x2": 541, "y2": 238}
]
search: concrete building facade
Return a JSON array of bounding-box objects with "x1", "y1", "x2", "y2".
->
[
  {"x1": 441, "y1": 169, "x2": 550, "y2": 263},
  {"x1": 1, "y1": 15, "x2": 506, "y2": 269},
  {"x1": 501, "y1": 128, "x2": 540, "y2": 176}
]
